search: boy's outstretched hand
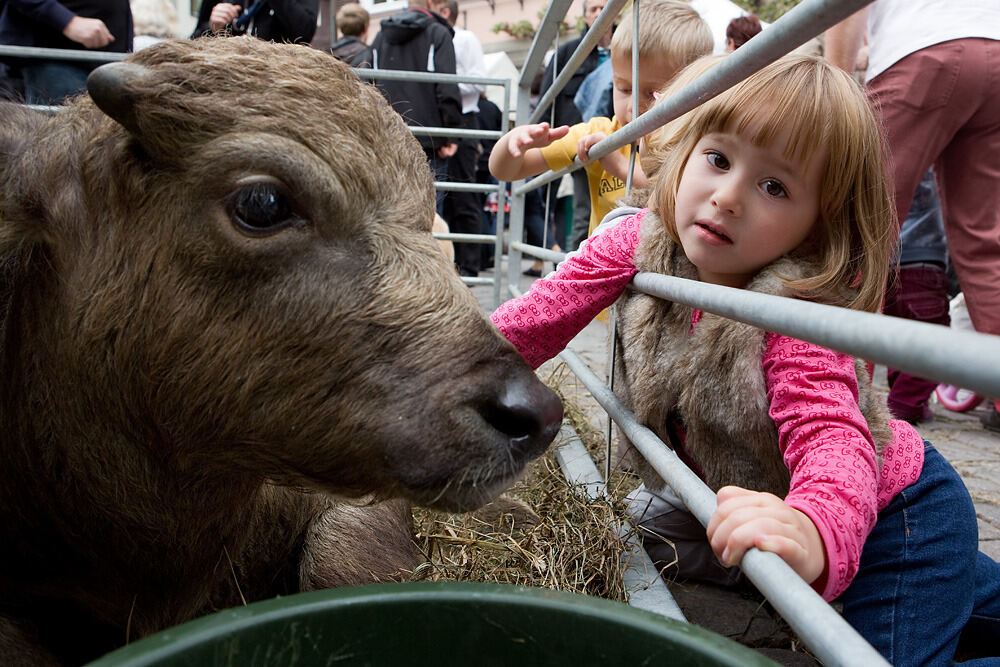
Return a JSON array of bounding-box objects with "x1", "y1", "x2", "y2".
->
[
  {"x1": 506, "y1": 122, "x2": 570, "y2": 158},
  {"x1": 489, "y1": 122, "x2": 570, "y2": 182},
  {"x1": 706, "y1": 486, "x2": 826, "y2": 585}
]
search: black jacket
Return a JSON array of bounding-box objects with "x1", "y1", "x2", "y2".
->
[
  {"x1": 330, "y1": 36, "x2": 372, "y2": 68},
  {"x1": 539, "y1": 30, "x2": 603, "y2": 127},
  {"x1": 371, "y1": 7, "x2": 461, "y2": 151},
  {"x1": 192, "y1": 0, "x2": 318, "y2": 43}
]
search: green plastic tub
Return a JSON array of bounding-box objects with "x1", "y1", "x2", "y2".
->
[{"x1": 88, "y1": 582, "x2": 776, "y2": 666}]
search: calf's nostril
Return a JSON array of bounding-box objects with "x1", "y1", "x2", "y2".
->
[{"x1": 481, "y1": 374, "x2": 564, "y2": 456}]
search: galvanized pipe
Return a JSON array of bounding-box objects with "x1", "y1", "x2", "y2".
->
[
  {"x1": 631, "y1": 271, "x2": 1000, "y2": 404},
  {"x1": 0, "y1": 44, "x2": 126, "y2": 63},
  {"x1": 514, "y1": 0, "x2": 876, "y2": 196},
  {"x1": 518, "y1": 0, "x2": 576, "y2": 92},
  {"x1": 557, "y1": 347, "x2": 890, "y2": 667},
  {"x1": 527, "y1": 0, "x2": 630, "y2": 126}
]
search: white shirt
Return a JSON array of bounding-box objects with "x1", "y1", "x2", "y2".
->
[
  {"x1": 452, "y1": 26, "x2": 487, "y2": 114},
  {"x1": 866, "y1": 0, "x2": 1000, "y2": 82}
]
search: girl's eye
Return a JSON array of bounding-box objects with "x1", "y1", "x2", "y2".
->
[
  {"x1": 226, "y1": 182, "x2": 304, "y2": 235},
  {"x1": 706, "y1": 150, "x2": 729, "y2": 170},
  {"x1": 761, "y1": 179, "x2": 787, "y2": 198}
]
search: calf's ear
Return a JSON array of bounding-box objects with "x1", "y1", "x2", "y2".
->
[{"x1": 86, "y1": 62, "x2": 155, "y2": 138}]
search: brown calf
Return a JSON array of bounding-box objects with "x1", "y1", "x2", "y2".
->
[{"x1": 0, "y1": 37, "x2": 561, "y2": 665}]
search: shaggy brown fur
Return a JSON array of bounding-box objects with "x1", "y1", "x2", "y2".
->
[
  {"x1": 0, "y1": 37, "x2": 561, "y2": 665},
  {"x1": 614, "y1": 210, "x2": 894, "y2": 496}
]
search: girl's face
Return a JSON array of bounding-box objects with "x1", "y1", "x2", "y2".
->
[{"x1": 673, "y1": 127, "x2": 825, "y2": 288}]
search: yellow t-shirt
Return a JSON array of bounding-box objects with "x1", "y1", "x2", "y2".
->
[{"x1": 539, "y1": 116, "x2": 631, "y2": 237}]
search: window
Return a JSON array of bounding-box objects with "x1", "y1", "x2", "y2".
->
[{"x1": 361, "y1": 0, "x2": 408, "y2": 15}]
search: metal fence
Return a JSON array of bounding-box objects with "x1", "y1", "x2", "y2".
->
[
  {"x1": 353, "y1": 67, "x2": 510, "y2": 307},
  {"x1": 499, "y1": 0, "x2": 1000, "y2": 665},
  {"x1": 7, "y1": 8, "x2": 1000, "y2": 663}
]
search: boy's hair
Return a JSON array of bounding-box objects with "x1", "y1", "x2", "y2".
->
[
  {"x1": 610, "y1": 0, "x2": 713, "y2": 72},
  {"x1": 649, "y1": 54, "x2": 894, "y2": 313},
  {"x1": 442, "y1": 0, "x2": 459, "y2": 26},
  {"x1": 336, "y1": 3, "x2": 370, "y2": 37},
  {"x1": 640, "y1": 54, "x2": 725, "y2": 179}
]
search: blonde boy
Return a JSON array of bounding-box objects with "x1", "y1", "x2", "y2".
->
[{"x1": 490, "y1": 0, "x2": 712, "y2": 237}]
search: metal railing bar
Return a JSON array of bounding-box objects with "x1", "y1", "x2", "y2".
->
[
  {"x1": 517, "y1": 0, "x2": 576, "y2": 92},
  {"x1": 509, "y1": 241, "x2": 564, "y2": 263},
  {"x1": 513, "y1": 0, "x2": 875, "y2": 197},
  {"x1": 557, "y1": 347, "x2": 890, "y2": 667},
  {"x1": 527, "y1": 0, "x2": 629, "y2": 127},
  {"x1": 410, "y1": 126, "x2": 503, "y2": 141},
  {"x1": 431, "y1": 181, "x2": 499, "y2": 194},
  {"x1": 434, "y1": 233, "x2": 496, "y2": 244},
  {"x1": 553, "y1": 424, "x2": 688, "y2": 623},
  {"x1": 0, "y1": 44, "x2": 127, "y2": 63},
  {"x1": 354, "y1": 68, "x2": 509, "y2": 87},
  {"x1": 631, "y1": 271, "x2": 1000, "y2": 402}
]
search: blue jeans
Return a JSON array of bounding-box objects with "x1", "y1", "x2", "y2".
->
[
  {"x1": 840, "y1": 444, "x2": 1000, "y2": 665},
  {"x1": 21, "y1": 61, "x2": 92, "y2": 105}
]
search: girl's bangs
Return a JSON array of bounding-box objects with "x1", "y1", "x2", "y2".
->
[{"x1": 694, "y1": 60, "x2": 831, "y2": 166}]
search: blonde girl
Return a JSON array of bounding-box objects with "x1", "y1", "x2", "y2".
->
[{"x1": 490, "y1": 55, "x2": 1000, "y2": 665}]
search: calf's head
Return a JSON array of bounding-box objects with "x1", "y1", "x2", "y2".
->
[{"x1": 0, "y1": 37, "x2": 561, "y2": 511}]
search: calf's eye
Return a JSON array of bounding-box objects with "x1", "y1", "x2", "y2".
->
[{"x1": 226, "y1": 182, "x2": 304, "y2": 235}]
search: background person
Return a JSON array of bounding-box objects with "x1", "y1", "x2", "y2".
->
[
  {"x1": 439, "y1": 0, "x2": 488, "y2": 277},
  {"x1": 0, "y1": 0, "x2": 131, "y2": 104},
  {"x1": 329, "y1": 2, "x2": 372, "y2": 67},
  {"x1": 725, "y1": 13, "x2": 761, "y2": 52},
  {"x1": 826, "y1": 0, "x2": 1000, "y2": 432},
  {"x1": 192, "y1": 0, "x2": 318, "y2": 43},
  {"x1": 371, "y1": 0, "x2": 461, "y2": 215}
]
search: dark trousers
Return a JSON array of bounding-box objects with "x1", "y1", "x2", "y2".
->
[
  {"x1": 444, "y1": 112, "x2": 483, "y2": 274},
  {"x1": 884, "y1": 263, "x2": 951, "y2": 420},
  {"x1": 21, "y1": 61, "x2": 93, "y2": 105}
]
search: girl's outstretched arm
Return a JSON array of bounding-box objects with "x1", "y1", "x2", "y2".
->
[
  {"x1": 490, "y1": 209, "x2": 645, "y2": 368},
  {"x1": 706, "y1": 486, "x2": 826, "y2": 585}
]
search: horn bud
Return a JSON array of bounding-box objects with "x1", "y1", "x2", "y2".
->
[{"x1": 86, "y1": 62, "x2": 154, "y2": 135}]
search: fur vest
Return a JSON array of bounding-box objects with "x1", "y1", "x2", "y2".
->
[{"x1": 613, "y1": 210, "x2": 894, "y2": 497}]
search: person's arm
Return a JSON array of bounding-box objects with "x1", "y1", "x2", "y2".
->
[
  {"x1": 266, "y1": 0, "x2": 319, "y2": 42},
  {"x1": 430, "y1": 26, "x2": 462, "y2": 153},
  {"x1": 7, "y1": 0, "x2": 111, "y2": 46},
  {"x1": 490, "y1": 209, "x2": 645, "y2": 368},
  {"x1": 454, "y1": 32, "x2": 487, "y2": 99},
  {"x1": 824, "y1": 6, "x2": 869, "y2": 74},
  {"x1": 707, "y1": 334, "x2": 883, "y2": 600},
  {"x1": 489, "y1": 122, "x2": 570, "y2": 182}
]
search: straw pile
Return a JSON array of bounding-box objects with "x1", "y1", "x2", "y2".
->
[{"x1": 408, "y1": 364, "x2": 641, "y2": 602}]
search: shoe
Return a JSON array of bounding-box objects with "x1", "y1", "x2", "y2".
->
[
  {"x1": 891, "y1": 402, "x2": 934, "y2": 425},
  {"x1": 981, "y1": 401, "x2": 1000, "y2": 433},
  {"x1": 458, "y1": 267, "x2": 478, "y2": 278},
  {"x1": 522, "y1": 268, "x2": 542, "y2": 278}
]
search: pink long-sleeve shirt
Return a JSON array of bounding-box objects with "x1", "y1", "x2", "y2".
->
[{"x1": 491, "y1": 209, "x2": 925, "y2": 600}]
